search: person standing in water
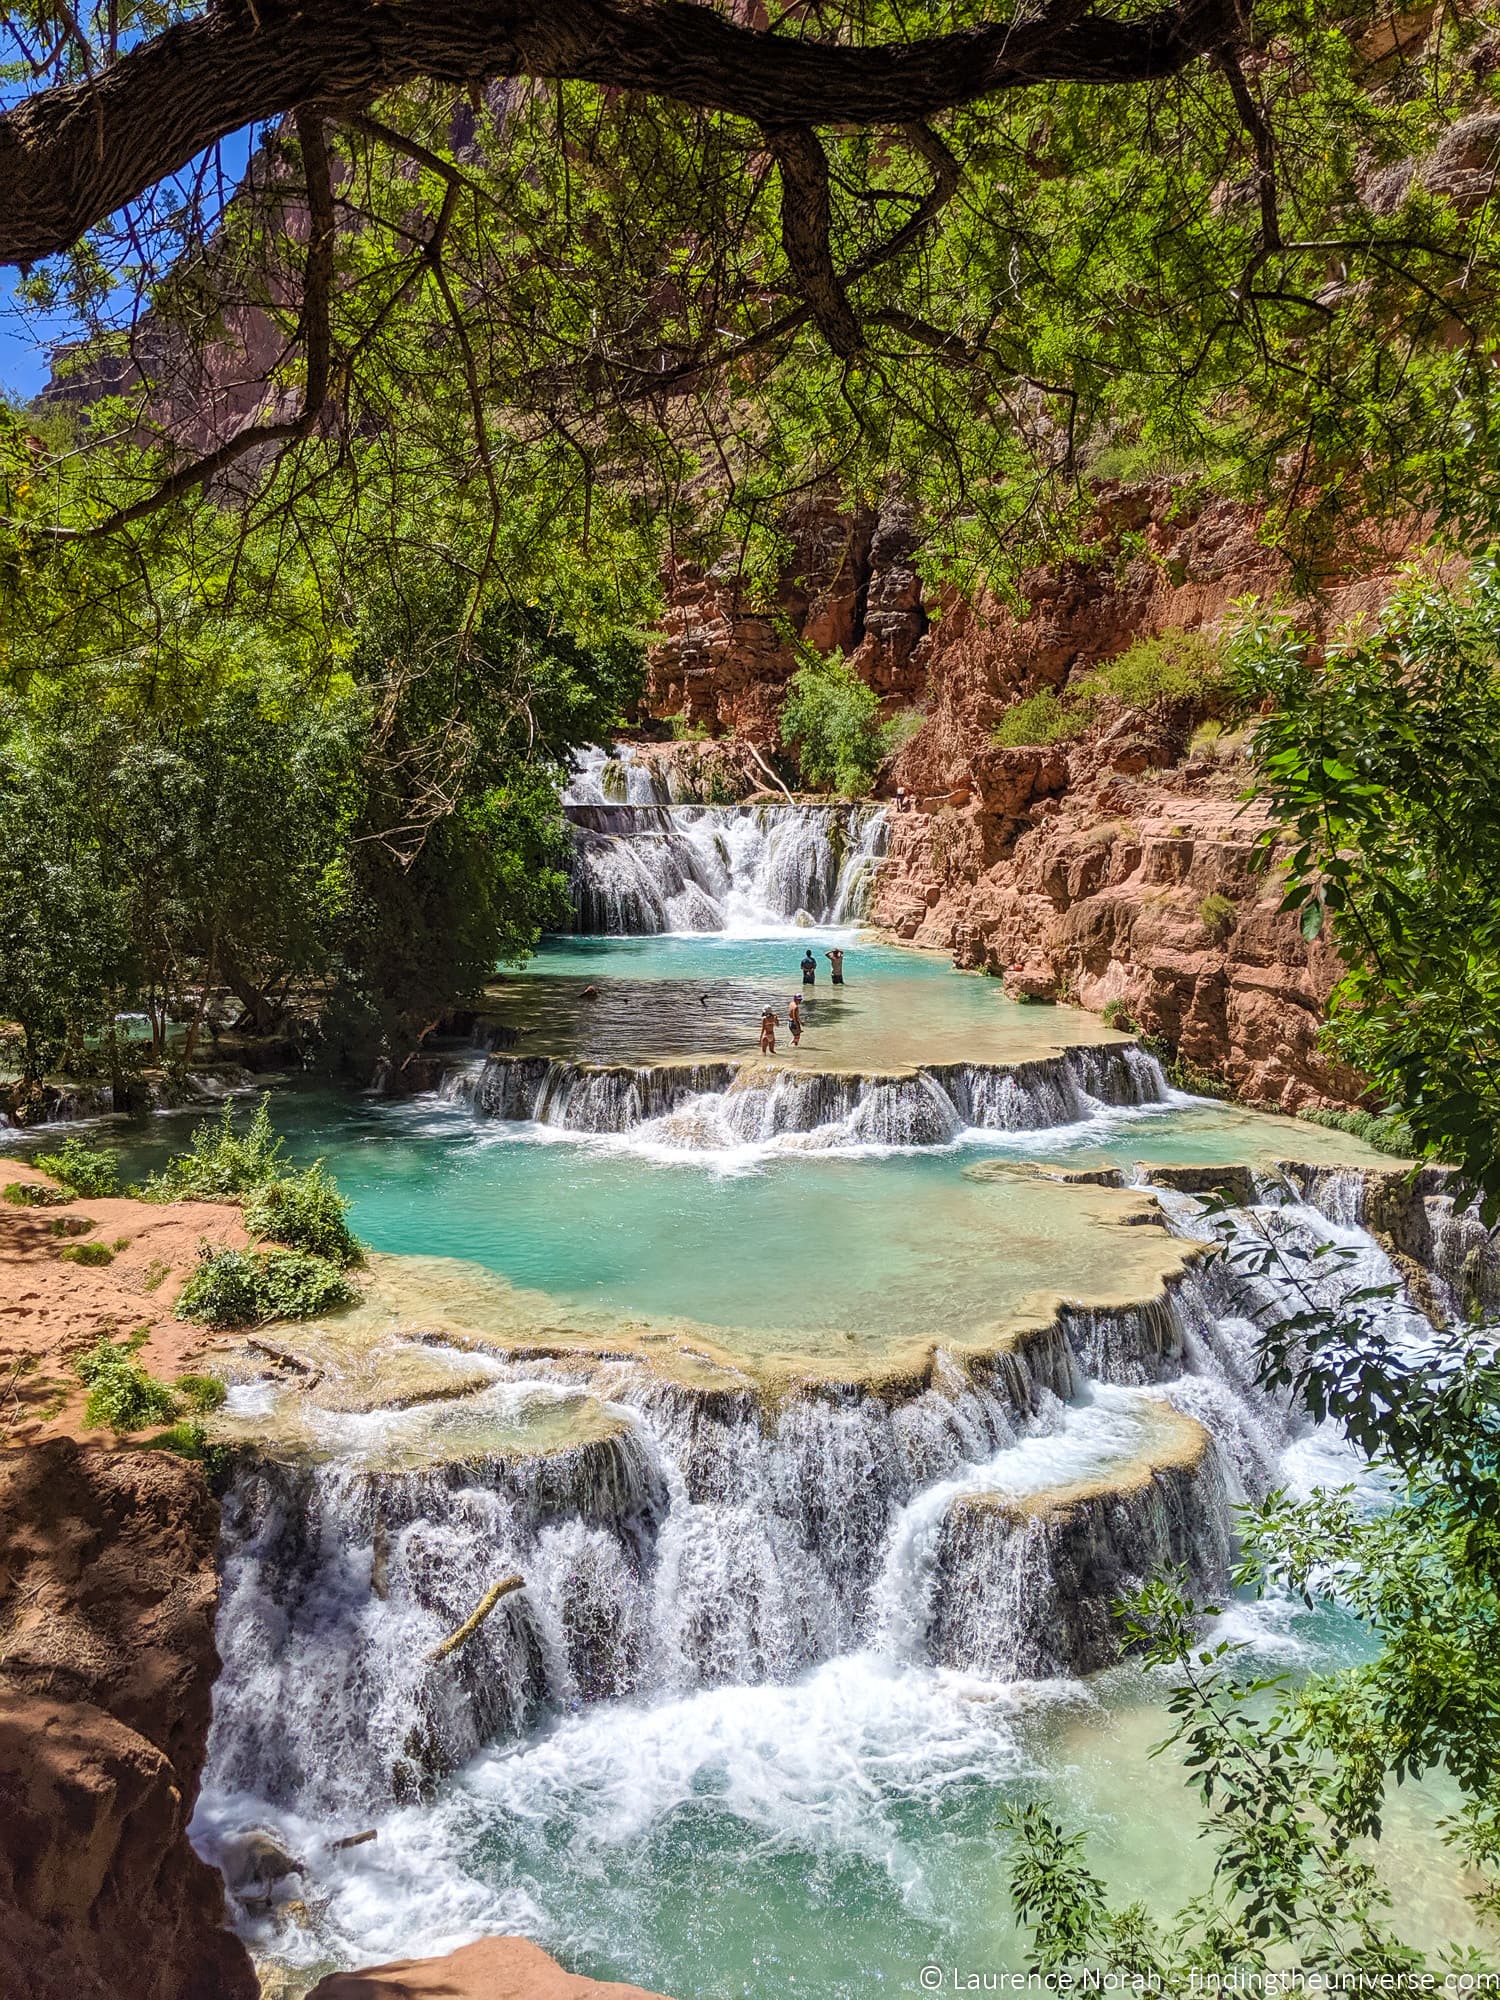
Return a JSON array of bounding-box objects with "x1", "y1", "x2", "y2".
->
[
  {"x1": 800, "y1": 948, "x2": 817, "y2": 986},
  {"x1": 787, "y1": 994, "x2": 803, "y2": 1046},
  {"x1": 826, "y1": 948, "x2": 845, "y2": 985},
  {"x1": 759, "y1": 1006, "x2": 779, "y2": 1055}
]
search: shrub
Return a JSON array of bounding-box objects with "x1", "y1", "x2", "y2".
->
[
  {"x1": 1101, "y1": 999, "x2": 1139, "y2": 1033},
  {"x1": 175, "y1": 1372, "x2": 227, "y2": 1412},
  {"x1": 48, "y1": 1215, "x2": 95, "y2": 1237},
  {"x1": 144, "y1": 1096, "x2": 287, "y2": 1201},
  {"x1": 176, "y1": 1243, "x2": 355, "y2": 1328},
  {"x1": 75, "y1": 1337, "x2": 180, "y2": 1432},
  {"x1": 780, "y1": 649, "x2": 886, "y2": 796},
  {"x1": 243, "y1": 1162, "x2": 360, "y2": 1267},
  {"x1": 1198, "y1": 891, "x2": 1236, "y2": 938},
  {"x1": 992, "y1": 690, "x2": 1087, "y2": 748},
  {"x1": 2, "y1": 1180, "x2": 69, "y2": 1207},
  {"x1": 33, "y1": 1135, "x2": 120, "y2": 1199},
  {"x1": 1299, "y1": 1106, "x2": 1416, "y2": 1158},
  {"x1": 667, "y1": 711, "x2": 708, "y2": 742},
  {"x1": 1072, "y1": 630, "x2": 1224, "y2": 713},
  {"x1": 59, "y1": 1241, "x2": 113, "y2": 1267}
]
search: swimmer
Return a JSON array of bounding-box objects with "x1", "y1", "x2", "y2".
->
[
  {"x1": 825, "y1": 948, "x2": 844, "y2": 986},
  {"x1": 759, "y1": 1005, "x2": 779, "y2": 1055}
]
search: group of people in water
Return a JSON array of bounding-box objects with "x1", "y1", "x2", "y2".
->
[{"x1": 759, "y1": 948, "x2": 845, "y2": 1054}]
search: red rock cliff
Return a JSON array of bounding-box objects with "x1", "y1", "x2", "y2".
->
[
  {"x1": 645, "y1": 480, "x2": 1421, "y2": 1109},
  {"x1": 0, "y1": 1441, "x2": 257, "y2": 2000}
]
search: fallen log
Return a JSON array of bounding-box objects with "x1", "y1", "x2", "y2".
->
[{"x1": 426, "y1": 1574, "x2": 524, "y2": 1663}]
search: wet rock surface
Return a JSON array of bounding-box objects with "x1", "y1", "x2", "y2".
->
[{"x1": 305, "y1": 1934, "x2": 667, "y2": 1999}]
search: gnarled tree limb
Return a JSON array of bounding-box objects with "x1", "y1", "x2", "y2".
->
[{"x1": 0, "y1": 0, "x2": 1240, "y2": 268}]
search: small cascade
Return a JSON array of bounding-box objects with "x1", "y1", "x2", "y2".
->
[
  {"x1": 562, "y1": 745, "x2": 888, "y2": 934},
  {"x1": 445, "y1": 1042, "x2": 1174, "y2": 1153}
]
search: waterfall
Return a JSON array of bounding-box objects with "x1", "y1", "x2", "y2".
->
[
  {"x1": 442, "y1": 1043, "x2": 1174, "y2": 1154},
  {"x1": 563, "y1": 745, "x2": 888, "y2": 935}
]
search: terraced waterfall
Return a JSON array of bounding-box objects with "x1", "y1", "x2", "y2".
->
[{"x1": 180, "y1": 770, "x2": 1492, "y2": 1994}]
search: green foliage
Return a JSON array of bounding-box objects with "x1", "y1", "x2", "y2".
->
[
  {"x1": 780, "y1": 650, "x2": 887, "y2": 796},
  {"x1": 48, "y1": 1214, "x2": 95, "y2": 1237},
  {"x1": 1298, "y1": 1106, "x2": 1416, "y2": 1159},
  {"x1": 59, "y1": 1240, "x2": 112, "y2": 1266},
  {"x1": 1072, "y1": 631, "x2": 1225, "y2": 713},
  {"x1": 1234, "y1": 562, "x2": 1500, "y2": 1211},
  {"x1": 144, "y1": 1097, "x2": 287, "y2": 1201},
  {"x1": 32, "y1": 1134, "x2": 119, "y2": 1198},
  {"x1": 174, "y1": 1372, "x2": 227, "y2": 1413},
  {"x1": 666, "y1": 712, "x2": 708, "y2": 742},
  {"x1": 992, "y1": 690, "x2": 1086, "y2": 748},
  {"x1": 243, "y1": 1162, "x2": 360, "y2": 1267},
  {"x1": 1198, "y1": 891, "x2": 1236, "y2": 938},
  {"x1": 75, "y1": 1335, "x2": 179, "y2": 1432},
  {"x1": 1100, "y1": 1000, "x2": 1138, "y2": 1033},
  {"x1": 176, "y1": 1243, "x2": 355, "y2": 1329},
  {"x1": 2, "y1": 1179, "x2": 69, "y2": 1206},
  {"x1": 1005, "y1": 1210, "x2": 1500, "y2": 1980}
]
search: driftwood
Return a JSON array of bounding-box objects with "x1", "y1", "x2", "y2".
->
[
  {"x1": 426, "y1": 1574, "x2": 524, "y2": 1663},
  {"x1": 329, "y1": 1829, "x2": 378, "y2": 1853}
]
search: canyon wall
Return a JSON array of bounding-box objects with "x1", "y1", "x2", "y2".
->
[{"x1": 644, "y1": 481, "x2": 1418, "y2": 1109}]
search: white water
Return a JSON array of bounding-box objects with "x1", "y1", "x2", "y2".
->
[
  {"x1": 564, "y1": 745, "x2": 888, "y2": 935},
  {"x1": 443, "y1": 1043, "x2": 1179, "y2": 1164}
]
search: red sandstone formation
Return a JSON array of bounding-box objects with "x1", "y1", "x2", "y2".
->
[
  {"x1": 0, "y1": 1440, "x2": 257, "y2": 2000},
  {"x1": 306, "y1": 1935, "x2": 669, "y2": 2000},
  {"x1": 645, "y1": 479, "x2": 1426, "y2": 1109}
]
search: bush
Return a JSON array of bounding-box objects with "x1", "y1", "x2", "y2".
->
[
  {"x1": 243, "y1": 1162, "x2": 360, "y2": 1267},
  {"x1": 175, "y1": 1372, "x2": 227, "y2": 1412},
  {"x1": 1071, "y1": 630, "x2": 1224, "y2": 712},
  {"x1": 1299, "y1": 1106, "x2": 1416, "y2": 1158},
  {"x1": 33, "y1": 1135, "x2": 120, "y2": 1199},
  {"x1": 2, "y1": 1180, "x2": 70, "y2": 1207},
  {"x1": 48, "y1": 1215, "x2": 95, "y2": 1237},
  {"x1": 145, "y1": 1096, "x2": 287, "y2": 1201},
  {"x1": 75, "y1": 1336, "x2": 180, "y2": 1432},
  {"x1": 780, "y1": 650, "x2": 886, "y2": 795},
  {"x1": 992, "y1": 690, "x2": 1087, "y2": 748},
  {"x1": 1198, "y1": 891, "x2": 1236, "y2": 938},
  {"x1": 176, "y1": 1243, "x2": 355, "y2": 1328},
  {"x1": 1101, "y1": 999, "x2": 1139, "y2": 1032},
  {"x1": 59, "y1": 1240, "x2": 112, "y2": 1267}
]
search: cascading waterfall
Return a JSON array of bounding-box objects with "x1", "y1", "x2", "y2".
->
[
  {"x1": 440, "y1": 1042, "x2": 1173, "y2": 1154},
  {"x1": 563, "y1": 744, "x2": 888, "y2": 934}
]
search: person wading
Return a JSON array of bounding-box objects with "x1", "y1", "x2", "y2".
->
[
  {"x1": 759, "y1": 1006, "x2": 779, "y2": 1055},
  {"x1": 826, "y1": 948, "x2": 845, "y2": 986},
  {"x1": 787, "y1": 994, "x2": 803, "y2": 1047},
  {"x1": 800, "y1": 949, "x2": 817, "y2": 986}
]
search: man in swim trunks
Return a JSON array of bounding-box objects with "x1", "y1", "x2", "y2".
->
[
  {"x1": 787, "y1": 994, "x2": 803, "y2": 1046},
  {"x1": 826, "y1": 948, "x2": 845, "y2": 985},
  {"x1": 800, "y1": 949, "x2": 817, "y2": 986},
  {"x1": 759, "y1": 1006, "x2": 778, "y2": 1054}
]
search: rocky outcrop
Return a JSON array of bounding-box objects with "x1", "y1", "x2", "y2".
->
[
  {"x1": 306, "y1": 1935, "x2": 667, "y2": 2000},
  {"x1": 0, "y1": 1441, "x2": 256, "y2": 2000},
  {"x1": 647, "y1": 493, "x2": 928, "y2": 736}
]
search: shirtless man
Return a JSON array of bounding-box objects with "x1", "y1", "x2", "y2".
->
[
  {"x1": 759, "y1": 1006, "x2": 779, "y2": 1055},
  {"x1": 826, "y1": 948, "x2": 845, "y2": 986},
  {"x1": 787, "y1": 994, "x2": 803, "y2": 1046}
]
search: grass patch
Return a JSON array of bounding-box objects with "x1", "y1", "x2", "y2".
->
[
  {"x1": 1101, "y1": 999, "x2": 1139, "y2": 1033},
  {"x1": 32, "y1": 1135, "x2": 120, "y2": 1199},
  {"x1": 1199, "y1": 891, "x2": 1236, "y2": 939},
  {"x1": 1071, "y1": 630, "x2": 1224, "y2": 712},
  {"x1": 141, "y1": 1257, "x2": 171, "y2": 1292},
  {"x1": 48, "y1": 1215, "x2": 96, "y2": 1237},
  {"x1": 175, "y1": 1372, "x2": 227, "y2": 1413},
  {"x1": 3, "y1": 1180, "x2": 70, "y2": 1207},
  {"x1": 59, "y1": 1241, "x2": 113, "y2": 1267},
  {"x1": 176, "y1": 1244, "x2": 356, "y2": 1329},
  {"x1": 992, "y1": 690, "x2": 1088, "y2": 748},
  {"x1": 75, "y1": 1336, "x2": 179, "y2": 1432},
  {"x1": 1299, "y1": 1106, "x2": 1417, "y2": 1158}
]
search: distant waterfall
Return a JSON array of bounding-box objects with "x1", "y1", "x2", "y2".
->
[{"x1": 563, "y1": 745, "x2": 888, "y2": 934}]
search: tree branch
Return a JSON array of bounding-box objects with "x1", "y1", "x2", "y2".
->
[
  {"x1": 764, "y1": 123, "x2": 863, "y2": 359},
  {"x1": 0, "y1": 0, "x2": 1238, "y2": 267}
]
